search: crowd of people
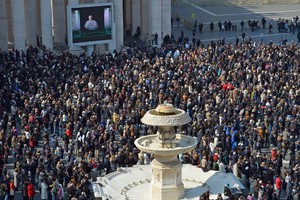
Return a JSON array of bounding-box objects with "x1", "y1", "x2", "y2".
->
[
  {"x1": 186, "y1": 16, "x2": 300, "y2": 35},
  {"x1": 0, "y1": 24, "x2": 300, "y2": 200}
]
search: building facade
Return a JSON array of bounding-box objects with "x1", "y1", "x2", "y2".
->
[{"x1": 0, "y1": 0, "x2": 171, "y2": 52}]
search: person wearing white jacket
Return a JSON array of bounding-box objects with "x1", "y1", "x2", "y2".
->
[{"x1": 41, "y1": 180, "x2": 48, "y2": 200}]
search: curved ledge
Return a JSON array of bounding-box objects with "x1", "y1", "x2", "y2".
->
[{"x1": 134, "y1": 134, "x2": 198, "y2": 156}]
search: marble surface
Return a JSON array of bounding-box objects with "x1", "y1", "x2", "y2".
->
[{"x1": 93, "y1": 164, "x2": 245, "y2": 200}]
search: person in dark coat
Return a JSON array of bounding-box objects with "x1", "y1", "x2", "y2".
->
[{"x1": 22, "y1": 181, "x2": 29, "y2": 200}]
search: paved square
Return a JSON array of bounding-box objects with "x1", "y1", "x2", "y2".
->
[{"x1": 172, "y1": 1, "x2": 300, "y2": 44}]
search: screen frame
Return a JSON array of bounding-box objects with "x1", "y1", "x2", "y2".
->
[{"x1": 67, "y1": 2, "x2": 114, "y2": 47}]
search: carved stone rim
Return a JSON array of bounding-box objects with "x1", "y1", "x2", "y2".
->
[{"x1": 141, "y1": 108, "x2": 191, "y2": 126}]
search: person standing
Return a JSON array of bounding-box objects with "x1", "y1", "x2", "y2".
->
[
  {"x1": 13, "y1": 168, "x2": 19, "y2": 191},
  {"x1": 210, "y1": 22, "x2": 214, "y2": 31},
  {"x1": 269, "y1": 20, "x2": 274, "y2": 34},
  {"x1": 240, "y1": 20, "x2": 245, "y2": 31},
  {"x1": 22, "y1": 181, "x2": 29, "y2": 200},
  {"x1": 199, "y1": 23, "x2": 203, "y2": 33},
  {"x1": 9, "y1": 180, "x2": 15, "y2": 200},
  {"x1": 0, "y1": 183, "x2": 6, "y2": 200},
  {"x1": 262, "y1": 17, "x2": 266, "y2": 29},
  {"x1": 40, "y1": 180, "x2": 48, "y2": 200},
  {"x1": 236, "y1": 37, "x2": 240, "y2": 47},
  {"x1": 218, "y1": 22, "x2": 222, "y2": 31},
  {"x1": 285, "y1": 172, "x2": 291, "y2": 199},
  {"x1": 27, "y1": 182, "x2": 35, "y2": 200},
  {"x1": 242, "y1": 32, "x2": 246, "y2": 42},
  {"x1": 275, "y1": 174, "x2": 282, "y2": 198}
]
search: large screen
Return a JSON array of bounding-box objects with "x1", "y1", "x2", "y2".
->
[{"x1": 68, "y1": 3, "x2": 113, "y2": 45}]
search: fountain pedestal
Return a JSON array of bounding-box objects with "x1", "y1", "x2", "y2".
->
[
  {"x1": 151, "y1": 156, "x2": 184, "y2": 200},
  {"x1": 135, "y1": 104, "x2": 198, "y2": 200}
]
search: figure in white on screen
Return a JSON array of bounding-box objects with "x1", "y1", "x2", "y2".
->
[{"x1": 84, "y1": 15, "x2": 98, "y2": 30}]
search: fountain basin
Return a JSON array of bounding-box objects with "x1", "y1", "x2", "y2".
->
[{"x1": 134, "y1": 134, "x2": 198, "y2": 156}]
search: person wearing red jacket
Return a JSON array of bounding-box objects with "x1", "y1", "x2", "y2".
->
[
  {"x1": 271, "y1": 148, "x2": 277, "y2": 161},
  {"x1": 275, "y1": 174, "x2": 282, "y2": 198},
  {"x1": 27, "y1": 182, "x2": 35, "y2": 200},
  {"x1": 66, "y1": 126, "x2": 72, "y2": 139},
  {"x1": 9, "y1": 180, "x2": 16, "y2": 200},
  {"x1": 29, "y1": 136, "x2": 35, "y2": 149}
]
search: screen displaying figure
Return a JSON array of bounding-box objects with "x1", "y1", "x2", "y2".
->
[
  {"x1": 70, "y1": 5, "x2": 112, "y2": 44},
  {"x1": 84, "y1": 15, "x2": 99, "y2": 31}
]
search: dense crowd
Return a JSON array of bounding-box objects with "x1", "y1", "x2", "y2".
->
[{"x1": 0, "y1": 31, "x2": 300, "y2": 200}]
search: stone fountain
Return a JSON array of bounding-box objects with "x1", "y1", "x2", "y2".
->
[
  {"x1": 93, "y1": 103, "x2": 245, "y2": 200},
  {"x1": 134, "y1": 103, "x2": 198, "y2": 200}
]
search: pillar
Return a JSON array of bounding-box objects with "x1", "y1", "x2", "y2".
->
[
  {"x1": 35, "y1": 0, "x2": 42, "y2": 44},
  {"x1": 53, "y1": 0, "x2": 66, "y2": 44},
  {"x1": 25, "y1": 0, "x2": 37, "y2": 47},
  {"x1": 162, "y1": 0, "x2": 171, "y2": 38},
  {"x1": 0, "y1": 0, "x2": 8, "y2": 51},
  {"x1": 5, "y1": 0, "x2": 13, "y2": 44},
  {"x1": 41, "y1": 0, "x2": 53, "y2": 49},
  {"x1": 12, "y1": 0, "x2": 26, "y2": 51},
  {"x1": 151, "y1": 0, "x2": 162, "y2": 45},
  {"x1": 141, "y1": 0, "x2": 150, "y2": 41},
  {"x1": 131, "y1": 0, "x2": 141, "y2": 35},
  {"x1": 124, "y1": 0, "x2": 132, "y2": 35},
  {"x1": 112, "y1": 0, "x2": 123, "y2": 51}
]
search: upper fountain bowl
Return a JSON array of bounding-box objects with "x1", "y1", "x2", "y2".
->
[{"x1": 141, "y1": 104, "x2": 191, "y2": 127}]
